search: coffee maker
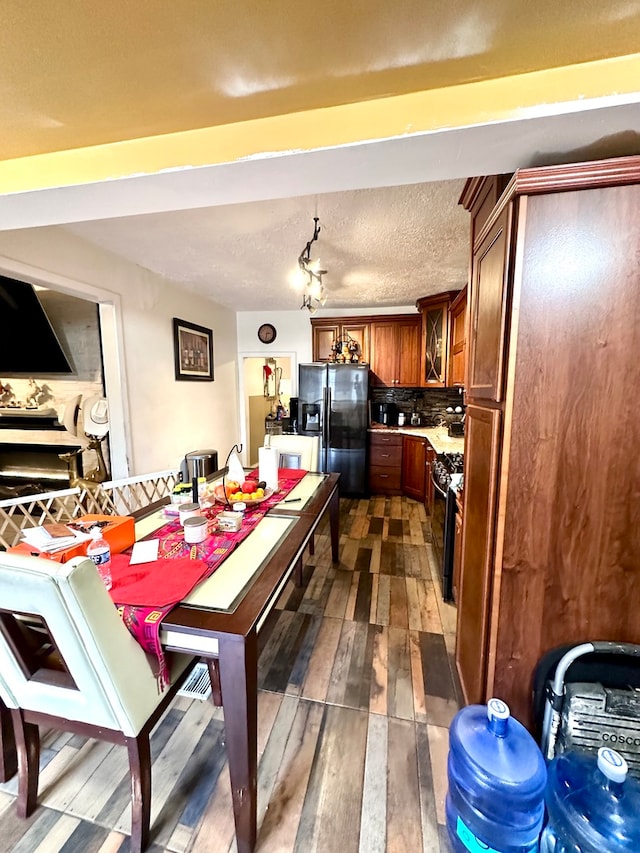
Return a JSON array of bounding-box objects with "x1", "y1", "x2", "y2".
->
[{"x1": 371, "y1": 401, "x2": 397, "y2": 426}]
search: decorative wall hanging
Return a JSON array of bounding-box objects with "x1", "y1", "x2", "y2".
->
[{"x1": 173, "y1": 318, "x2": 214, "y2": 381}]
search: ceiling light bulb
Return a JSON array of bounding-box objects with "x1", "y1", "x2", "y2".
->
[
  {"x1": 289, "y1": 268, "x2": 307, "y2": 290},
  {"x1": 309, "y1": 279, "x2": 324, "y2": 300}
]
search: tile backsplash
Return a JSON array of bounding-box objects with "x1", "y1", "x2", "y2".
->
[{"x1": 371, "y1": 386, "x2": 464, "y2": 424}]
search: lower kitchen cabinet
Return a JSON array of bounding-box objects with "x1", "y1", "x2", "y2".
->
[
  {"x1": 424, "y1": 443, "x2": 437, "y2": 515},
  {"x1": 368, "y1": 431, "x2": 402, "y2": 494},
  {"x1": 401, "y1": 434, "x2": 427, "y2": 501}
]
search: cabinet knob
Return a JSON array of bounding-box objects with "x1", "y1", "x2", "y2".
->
[{"x1": 381, "y1": 453, "x2": 390, "y2": 458}]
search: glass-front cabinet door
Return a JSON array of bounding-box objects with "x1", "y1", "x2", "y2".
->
[{"x1": 416, "y1": 291, "x2": 459, "y2": 387}]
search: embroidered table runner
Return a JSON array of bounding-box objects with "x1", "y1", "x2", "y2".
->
[{"x1": 109, "y1": 468, "x2": 307, "y2": 687}]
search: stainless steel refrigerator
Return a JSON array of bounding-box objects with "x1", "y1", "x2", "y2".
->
[{"x1": 298, "y1": 362, "x2": 369, "y2": 495}]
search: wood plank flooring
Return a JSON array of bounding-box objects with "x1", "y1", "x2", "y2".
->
[{"x1": 0, "y1": 496, "x2": 460, "y2": 852}]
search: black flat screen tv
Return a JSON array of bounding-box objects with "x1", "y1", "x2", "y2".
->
[{"x1": 0, "y1": 275, "x2": 73, "y2": 374}]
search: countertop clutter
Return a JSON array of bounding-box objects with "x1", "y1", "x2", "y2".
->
[{"x1": 369, "y1": 424, "x2": 464, "y2": 455}]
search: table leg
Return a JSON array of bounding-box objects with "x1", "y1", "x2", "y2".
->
[
  {"x1": 0, "y1": 697, "x2": 17, "y2": 782},
  {"x1": 217, "y1": 633, "x2": 258, "y2": 853},
  {"x1": 329, "y1": 484, "x2": 340, "y2": 563}
]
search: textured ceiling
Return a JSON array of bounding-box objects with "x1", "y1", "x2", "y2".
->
[
  {"x1": 2, "y1": 1, "x2": 639, "y2": 313},
  {"x1": 66, "y1": 181, "x2": 470, "y2": 311}
]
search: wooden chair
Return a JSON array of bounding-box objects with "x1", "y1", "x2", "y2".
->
[{"x1": 0, "y1": 551, "x2": 206, "y2": 852}]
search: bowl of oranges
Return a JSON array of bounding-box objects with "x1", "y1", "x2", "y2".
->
[{"x1": 211, "y1": 479, "x2": 274, "y2": 506}]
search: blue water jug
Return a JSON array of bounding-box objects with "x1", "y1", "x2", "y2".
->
[
  {"x1": 446, "y1": 698, "x2": 547, "y2": 853},
  {"x1": 541, "y1": 747, "x2": 640, "y2": 853}
]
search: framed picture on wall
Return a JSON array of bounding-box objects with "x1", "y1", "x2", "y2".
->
[{"x1": 173, "y1": 318, "x2": 214, "y2": 381}]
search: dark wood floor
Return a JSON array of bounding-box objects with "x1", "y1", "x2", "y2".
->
[{"x1": 0, "y1": 496, "x2": 460, "y2": 852}]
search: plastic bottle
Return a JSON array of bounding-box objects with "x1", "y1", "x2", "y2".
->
[
  {"x1": 446, "y1": 698, "x2": 547, "y2": 853},
  {"x1": 541, "y1": 747, "x2": 640, "y2": 853},
  {"x1": 86, "y1": 526, "x2": 112, "y2": 590}
]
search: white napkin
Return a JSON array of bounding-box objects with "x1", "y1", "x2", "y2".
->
[{"x1": 227, "y1": 448, "x2": 246, "y2": 484}]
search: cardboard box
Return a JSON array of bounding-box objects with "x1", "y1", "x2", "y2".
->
[{"x1": 10, "y1": 514, "x2": 135, "y2": 563}]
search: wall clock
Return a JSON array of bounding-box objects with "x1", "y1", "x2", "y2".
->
[{"x1": 258, "y1": 323, "x2": 277, "y2": 344}]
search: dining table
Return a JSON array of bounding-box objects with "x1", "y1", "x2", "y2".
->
[{"x1": 0, "y1": 471, "x2": 341, "y2": 853}]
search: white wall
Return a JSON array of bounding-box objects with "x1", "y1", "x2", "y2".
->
[{"x1": 0, "y1": 227, "x2": 240, "y2": 478}]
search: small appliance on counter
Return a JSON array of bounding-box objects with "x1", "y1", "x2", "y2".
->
[
  {"x1": 371, "y1": 401, "x2": 397, "y2": 426},
  {"x1": 180, "y1": 449, "x2": 219, "y2": 483},
  {"x1": 397, "y1": 412, "x2": 406, "y2": 426},
  {"x1": 446, "y1": 405, "x2": 465, "y2": 437}
]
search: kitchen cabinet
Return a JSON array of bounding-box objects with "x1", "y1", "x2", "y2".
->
[
  {"x1": 416, "y1": 292, "x2": 459, "y2": 387},
  {"x1": 466, "y1": 207, "x2": 513, "y2": 402},
  {"x1": 311, "y1": 318, "x2": 370, "y2": 363},
  {"x1": 459, "y1": 174, "x2": 512, "y2": 255},
  {"x1": 424, "y1": 443, "x2": 437, "y2": 515},
  {"x1": 448, "y1": 287, "x2": 467, "y2": 388},
  {"x1": 456, "y1": 156, "x2": 640, "y2": 728},
  {"x1": 368, "y1": 431, "x2": 402, "y2": 494},
  {"x1": 369, "y1": 315, "x2": 421, "y2": 387},
  {"x1": 401, "y1": 434, "x2": 427, "y2": 501}
]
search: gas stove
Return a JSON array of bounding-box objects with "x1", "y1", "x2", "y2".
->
[{"x1": 432, "y1": 452, "x2": 464, "y2": 492}]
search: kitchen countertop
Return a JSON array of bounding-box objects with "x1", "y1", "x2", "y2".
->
[{"x1": 369, "y1": 424, "x2": 464, "y2": 455}]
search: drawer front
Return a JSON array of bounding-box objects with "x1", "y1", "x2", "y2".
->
[
  {"x1": 369, "y1": 432, "x2": 403, "y2": 448},
  {"x1": 369, "y1": 466, "x2": 402, "y2": 493},
  {"x1": 369, "y1": 444, "x2": 403, "y2": 467}
]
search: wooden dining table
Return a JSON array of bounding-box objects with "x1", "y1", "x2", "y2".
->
[{"x1": 0, "y1": 471, "x2": 340, "y2": 853}]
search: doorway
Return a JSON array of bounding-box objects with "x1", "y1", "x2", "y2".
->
[{"x1": 242, "y1": 356, "x2": 293, "y2": 466}]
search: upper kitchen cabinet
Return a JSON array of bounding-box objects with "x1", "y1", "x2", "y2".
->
[
  {"x1": 416, "y1": 292, "x2": 459, "y2": 387},
  {"x1": 369, "y1": 315, "x2": 421, "y2": 387},
  {"x1": 311, "y1": 318, "x2": 370, "y2": 363},
  {"x1": 459, "y1": 174, "x2": 512, "y2": 255},
  {"x1": 448, "y1": 287, "x2": 467, "y2": 388},
  {"x1": 466, "y1": 206, "x2": 513, "y2": 402}
]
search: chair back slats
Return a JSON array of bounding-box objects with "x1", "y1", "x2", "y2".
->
[{"x1": 0, "y1": 471, "x2": 179, "y2": 549}]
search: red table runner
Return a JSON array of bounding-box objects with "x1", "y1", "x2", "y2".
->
[{"x1": 110, "y1": 468, "x2": 307, "y2": 687}]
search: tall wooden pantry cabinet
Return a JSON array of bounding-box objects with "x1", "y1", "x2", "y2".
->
[{"x1": 457, "y1": 157, "x2": 640, "y2": 728}]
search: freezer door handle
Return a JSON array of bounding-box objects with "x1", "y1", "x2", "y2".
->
[{"x1": 323, "y1": 385, "x2": 331, "y2": 450}]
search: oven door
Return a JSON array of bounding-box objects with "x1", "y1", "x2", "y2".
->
[
  {"x1": 431, "y1": 473, "x2": 457, "y2": 601},
  {"x1": 431, "y1": 475, "x2": 447, "y2": 585}
]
